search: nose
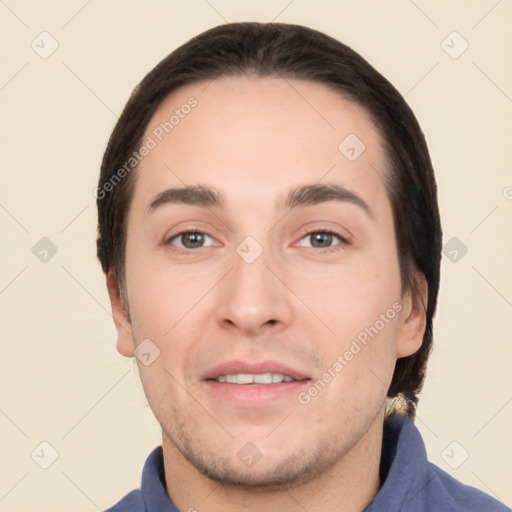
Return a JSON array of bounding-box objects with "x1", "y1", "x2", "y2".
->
[{"x1": 214, "y1": 242, "x2": 294, "y2": 336}]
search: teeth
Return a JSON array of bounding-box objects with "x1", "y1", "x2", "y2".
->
[
  {"x1": 254, "y1": 373, "x2": 272, "y2": 384},
  {"x1": 236, "y1": 373, "x2": 255, "y2": 384},
  {"x1": 214, "y1": 373, "x2": 296, "y2": 384}
]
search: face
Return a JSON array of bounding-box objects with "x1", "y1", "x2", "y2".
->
[{"x1": 108, "y1": 75, "x2": 425, "y2": 488}]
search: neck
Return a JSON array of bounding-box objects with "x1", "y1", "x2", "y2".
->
[{"x1": 162, "y1": 408, "x2": 384, "y2": 512}]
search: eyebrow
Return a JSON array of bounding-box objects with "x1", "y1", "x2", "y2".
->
[
  {"x1": 147, "y1": 185, "x2": 223, "y2": 212},
  {"x1": 146, "y1": 183, "x2": 372, "y2": 218},
  {"x1": 284, "y1": 183, "x2": 372, "y2": 217}
]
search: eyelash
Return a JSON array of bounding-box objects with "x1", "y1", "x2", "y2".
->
[
  {"x1": 165, "y1": 230, "x2": 214, "y2": 252},
  {"x1": 300, "y1": 228, "x2": 350, "y2": 252},
  {"x1": 165, "y1": 228, "x2": 350, "y2": 254}
]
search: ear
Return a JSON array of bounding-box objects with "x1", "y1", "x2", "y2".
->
[
  {"x1": 106, "y1": 271, "x2": 135, "y2": 358},
  {"x1": 396, "y1": 272, "x2": 428, "y2": 358}
]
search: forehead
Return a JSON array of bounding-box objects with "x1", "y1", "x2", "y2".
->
[{"x1": 132, "y1": 75, "x2": 389, "y2": 211}]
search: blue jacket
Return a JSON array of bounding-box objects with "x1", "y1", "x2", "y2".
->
[{"x1": 105, "y1": 415, "x2": 509, "y2": 511}]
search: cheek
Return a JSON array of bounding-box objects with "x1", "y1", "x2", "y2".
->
[
  {"x1": 290, "y1": 244, "x2": 403, "y2": 400},
  {"x1": 304, "y1": 279, "x2": 401, "y2": 413},
  {"x1": 124, "y1": 238, "x2": 211, "y2": 336},
  {"x1": 294, "y1": 256, "x2": 402, "y2": 341}
]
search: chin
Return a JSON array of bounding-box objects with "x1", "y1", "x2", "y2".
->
[
  {"x1": 166, "y1": 423, "x2": 344, "y2": 491},
  {"x1": 188, "y1": 453, "x2": 321, "y2": 490}
]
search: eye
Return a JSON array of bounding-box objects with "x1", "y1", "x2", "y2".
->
[
  {"x1": 297, "y1": 230, "x2": 348, "y2": 250},
  {"x1": 167, "y1": 231, "x2": 216, "y2": 250}
]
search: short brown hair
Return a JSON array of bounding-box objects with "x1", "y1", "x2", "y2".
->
[{"x1": 96, "y1": 22, "x2": 442, "y2": 417}]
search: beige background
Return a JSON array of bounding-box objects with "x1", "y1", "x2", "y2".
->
[{"x1": 1, "y1": 1, "x2": 511, "y2": 510}]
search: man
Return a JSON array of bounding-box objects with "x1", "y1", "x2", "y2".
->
[{"x1": 97, "y1": 22, "x2": 508, "y2": 512}]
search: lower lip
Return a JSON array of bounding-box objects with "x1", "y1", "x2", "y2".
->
[{"x1": 203, "y1": 380, "x2": 311, "y2": 407}]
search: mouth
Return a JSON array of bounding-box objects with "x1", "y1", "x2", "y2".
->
[
  {"x1": 202, "y1": 360, "x2": 312, "y2": 407},
  {"x1": 212, "y1": 373, "x2": 297, "y2": 384}
]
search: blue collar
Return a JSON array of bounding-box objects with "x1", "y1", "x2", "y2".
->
[
  {"x1": 107, "y1": 414, "x2": 508, "y2": 511},
  {"x1": 137, "y1": 414, "x2": 425, "y2": 511}
]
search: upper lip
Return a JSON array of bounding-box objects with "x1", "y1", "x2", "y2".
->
[{"x1": 202, "y1": 360, "x2": 310, "y2": 381}]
